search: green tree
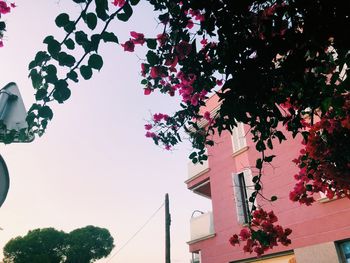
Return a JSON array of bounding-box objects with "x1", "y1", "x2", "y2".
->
[
  {"x1": 3, "y1": 228, "x2": 67, "y2": 263},
  {"x1": 3, "y1": 226, "x2": 114, "y2": 263},
  {"x1": 65, "y1": 226, "x2": 115, "y2": 263}
]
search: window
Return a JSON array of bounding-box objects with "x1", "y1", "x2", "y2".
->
[
  {"x1": 191, "y1": 251, "x2": 201, "y2": 263},
  {"x1": 233, "y1": 170, "x2": 255, "y2": 224},
  {"x1": 231, "y1": 122, "x2": 247, "y2": 153},
  {"x1": 338, "y1": 240, "x2": 350, "y2": 263}
]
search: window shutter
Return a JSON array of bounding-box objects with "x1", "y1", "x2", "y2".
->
[
  {"x1": 232, "y1": 173, "x2": 246, "y2": 224},
  {"x1": 243, "y1": 169, "x2": 255, "y2": 211},
  {"x1": 232, "y1": 122, "x2": 247, "y2": 153}
]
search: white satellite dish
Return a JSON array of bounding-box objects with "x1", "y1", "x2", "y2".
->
[
  {"x1": 0, "y1": 82, "x2": 34, "y2": 142},
  {"x1": 0, "y1": 155, "x2": 9, "y2": 207}
]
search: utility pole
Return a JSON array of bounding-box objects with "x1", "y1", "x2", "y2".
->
[{"x1": 165, "y1": 193, "x2": 171, "y2": 263}]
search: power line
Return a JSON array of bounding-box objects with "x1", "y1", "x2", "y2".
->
[{"x1": 106, "y1": 202, "x2": 165, "y2": 262}]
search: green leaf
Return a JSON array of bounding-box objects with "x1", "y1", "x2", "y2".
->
[
  {"x1": 38, "y1": 105, "x2": 53, "y2": 120},
  {"x1": 75, "y1": 31, "x2": 88, "y2": 45},
  {"x1": 0, "y1": 21, "x2": 6, "y2": 31},
  {"x1": 46, "y1": 39, "x2": 61, "y2": 57},
  {"x1": 35, "y1": 89, "x2": 47, "y2": 101},
  {"x1": 146, "y1": 50, "x2": 159, "y2": 65},
  {"x1": 86, "y1": 13, "x2": 97, "y2": 30},
  {"x1": 256, "y1": 140, "x2": 266, "y2": 151},
  {"x1": 95, "y1": 0, "x2": 109, "y2": 21},
  {"x1": 264, "y1": 155, "x2": 276, "y2": 163},
  {"x1": 146, "y1": 39, "x2": 157, "y2": 49},
  {"x1": 130, "y1": 0, "x2": 140, "y2": 5},
  {"x1": 270, "y1": 196, "x2": 278, "y2": 202},
  {"x1": 53, "y1": 80, "x2": 71, "y2": 103},
  {"x1": 117, "y1": 2, "x2": 133, "y2": 22},
  {"x1": 58, "y1": 52, "x2": 76, "y2": 67},
  {"x1": 29, "y1": 69, "x2": 43, "y2": 90},
  {"x1": 44, "y1": 64, "x2": 58, "y2": 84},
  {"x1": 64, "y1": 38, "x2": 75, "y2": 50},
  {"x1": 101, "y1": 31, "x2": 119, "y2": 43},
  {"x1": 67, "y1": 70, "x2": 79, "y2": 82},
  {"x1": 256, "y1": 158, "x2": 263, "y2": 169},
  {"x1": 28, "y1": 60, "x2": 36, "y2": 70},
  {"x1": 90, "y1": 34, "x2": 101, "y2": 52},
  {"x1": 88, "y1": 54, "x2": 103, "y2": 70},
  {"x1": 255, "y1": 183, "x2": 261, "y2": 191},
  {"x1": 64, "y1": 21, "x2": 76, "y2": 33},
  {"x1": 275, "y1": 131, "x2": 286, "y2": 143},
  {"x1": 80, "y1": 65, "x2": 93, "y2": 80},
  {"x1": 189, "y1": 152, "x2": 197, "y2": 159},
  {"x1": 34, "y1": 51, "x2": 50, "y2": 66},
  {"x1": 55, "y1": 13, "x2": 70, "y2": 27}
]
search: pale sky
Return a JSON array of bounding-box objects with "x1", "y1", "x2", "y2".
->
[{"x1": 0, "y1": 1, "x2": 211, "y2": 262}]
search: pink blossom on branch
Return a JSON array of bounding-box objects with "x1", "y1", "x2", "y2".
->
[
  {"x1": 121, "y1": 40, "x2": 135, "y2": 52},
  {"x1": 0, "y1": 1, "x2": 11, "y2": 14},
  {"x1": 111, "y1": 0, "x2": 125, "y2": 7},
  {"x1": 130, "y1": 31, "x2": 145, "y2": 45},
  {"x1": 229, "y1": 209, "x2": 292, "y2": 257}
]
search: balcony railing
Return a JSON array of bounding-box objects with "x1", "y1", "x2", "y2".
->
[
  {"x1": 189, "y1": 211, "x2": 215, "y2": 243},
  {"x1": 187, "y1": 159, "x2": 209, "y2": 181}
]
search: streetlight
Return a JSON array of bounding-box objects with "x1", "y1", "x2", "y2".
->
[{"x1": 0, "y1": 82, "x2": 34, "y2": 208}]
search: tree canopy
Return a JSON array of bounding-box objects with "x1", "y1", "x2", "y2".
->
[
  {"x1": 0, "y1": 0, "x2": 349, "y2": 257},
  {"x1": 3, "y1": 226, "x2": 114, "y2": 263}
]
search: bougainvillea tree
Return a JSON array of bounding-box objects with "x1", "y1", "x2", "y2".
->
[{"x1": 1, "y1": 0, "x2": 349, "y2": 257}]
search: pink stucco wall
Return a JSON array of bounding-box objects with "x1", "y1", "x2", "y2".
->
[{"x1": 188, "y1": 120, "x2": 350, "y2": 263}]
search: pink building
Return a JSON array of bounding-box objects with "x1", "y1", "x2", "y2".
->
[{"x1": 186, "y1": 95, "x2": 350, "y2": 263}]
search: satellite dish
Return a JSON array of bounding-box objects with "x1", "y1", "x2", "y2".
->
[
  {"x1": 0, "y1": 82, "x2": 34, "y2": 142},
  {"x1": 0, "y1": 155, "x2": 9, "y2": 207}
]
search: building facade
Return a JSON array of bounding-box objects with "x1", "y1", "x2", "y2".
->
[{"x1": 186, "y1": 95, "x2": 350, "y2": 263}]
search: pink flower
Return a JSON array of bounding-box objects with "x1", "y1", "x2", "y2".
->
[
  {"x1": 121, "y1": 40, "x2": 135, "y2": 52},
  {"x1": 190, "y1": 93, "x2": 200, "y2": 106},
  {"x1": 150, "y1": 66, "x2": 163, "y2": 79},
  {"x1": 0, "y1": 40, "x2": 3, "y2": 48},
  {"x1": 187, "y1": 20, "x2": 194, "y2": 29},
  {"x1": 229, "y1": 234, "x2": 240, "y2": 245},
  {"x1": 0, "y1": 1, "x2": 10, "y2": 14},
  {"x1": 156, "y1": 33, "x2": 167, "y2": 46},
  {"x1": 165, "y1": 145, "x2": 171, "y2": 150},
  {"x1": 153, "y1": 113, "x2": 168, "y2": 122},
  {"x1": 145, "y1": 131, "x2": 156, "y2": 138},
  {"x1": 112, "y1": 0, "x2": 125, "y2": 7},
  {"x1": 216, "y1": 79, "x2": 223, "y2": 86},
  {"x1": 130, "y1": 31, "x2": 145, "y2": 45},
  {"x1": 141, "y1": 63, "x2": 147, "y2": 76},
  {"x1": 204, "y1": 111, "x2": 211, "y2": 121},
  {"x1": 10, "y1": 3, "x2": 16, "y2": 8},
  {"x1": 144, "y1": 124, "x2": 152, "y2": 130},
  {"x1": 165, "y1": 56, "x2": 178, "y2": 68},
  {"x1": 239, "y1": 228, "x2": 251, "y2": 241},
  {"x1": 200, "y1": 38, "x2": 208, "y2": 46},
  {"x1": 144, "y1": 88, "x2": 152, "y2": 95},
  {"x1": 175, "y1": 41, "x2": 192, "y2": 60}
]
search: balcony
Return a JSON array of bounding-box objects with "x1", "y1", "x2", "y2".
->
[
  {"x1": 187, "y1": 159, "x2": 210, "y2": 181},
  {"x1": 188, "y1": 211, "x2": 215, "y2": 244}
]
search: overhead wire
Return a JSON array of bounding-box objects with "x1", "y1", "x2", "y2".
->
[{"x1": 106, "y1": 202, "x2": 165, "y2": 262}]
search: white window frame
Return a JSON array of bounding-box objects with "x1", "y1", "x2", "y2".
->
[
  {"x1": 232, "y1": 169, "x2": 255, "y2": 225},
  {"x1": 231, "y1": 122, "x2": 247, "y2": 154},
  {"x1": 191, "y1": 251, "x2": 201, "y2": 263}
]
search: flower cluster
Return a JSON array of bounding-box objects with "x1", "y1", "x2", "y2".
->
[
  {"x1": 290, "y1": 95, "x2": 350, "y2": 204},
  {"x1": 229, "y1": 209, "x2": 292, "y2": 257},
  {"x1": 121, "y1": 31, "x2": 145, "y2": 52},
  {"x1": 111, "y1": 0, "x2": 125, "y2": 8},
  {"x1": 0, "y1": 1, "x2": 15, "y2": 47}
]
